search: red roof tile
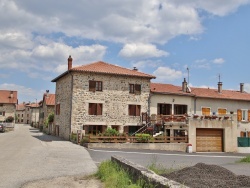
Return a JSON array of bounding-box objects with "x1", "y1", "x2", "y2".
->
[
  {"x1": 0, "y1": 90, "x2": 18, "y2": 104},
  {"x1": 52, "y1": 61, "x2": 155, "y2": 82},
  {"x1": 43, "y1": 94, "x2": 55, "y2": 106},
  {"x1": 16, "y1": 103, "x2": 26, "y2": 110},
  {"x1": 151, "y1": 83, "x2": 250, "y2": 101}
]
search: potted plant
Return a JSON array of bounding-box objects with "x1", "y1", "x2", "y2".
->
[{"x1": 193, "y1": 114, "x2": 199, "y2": 119}]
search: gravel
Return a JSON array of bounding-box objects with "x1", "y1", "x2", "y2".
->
[{"x1": 162, "y1": 163, "x2": 250, "y2": 188}]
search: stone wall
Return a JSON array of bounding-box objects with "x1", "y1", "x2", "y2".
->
[{"x1": 0, "y1": 104, "x2": 16, "y2": 123}]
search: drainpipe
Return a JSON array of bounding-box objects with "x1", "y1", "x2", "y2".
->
[
  {"x1": 194, "y1": 97, "x2": 197, "y2": 114},
  {"x1": 68, "y1": 70, "x2": 73, "y2": 140}
]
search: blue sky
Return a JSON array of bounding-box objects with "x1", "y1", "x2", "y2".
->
[{"x1": 0, "y1": 0, "x2": 250, "y2": 103}]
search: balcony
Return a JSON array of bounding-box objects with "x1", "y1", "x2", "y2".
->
[{"x1": 152, "y1": 114, "x2": 188, "y2": 125}]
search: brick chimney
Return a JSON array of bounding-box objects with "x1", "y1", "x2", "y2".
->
[
  {"x1": 218, "y1": 82, "x2": 222, "y2": 93},
  {"x1": 182, "y1": 78, "x2": 187, "y2": 92},
  {"x1": 68, "y1": 55, "x2": 73, "y2": 70},
  {"x1": 240, "y1": 83, "x2": 244, "y2": 93}
]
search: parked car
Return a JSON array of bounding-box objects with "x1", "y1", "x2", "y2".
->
[{"x1": 0, "y1": 124, "x2": 5, "y2": 132}]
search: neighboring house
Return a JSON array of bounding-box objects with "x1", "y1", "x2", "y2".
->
[
  {"x1": 150, "y1": 79, "x2": 250, "y2": 152},
  {"x1": 52, "y1": 56, "x2": 155, "y2": 140},
  {"x1": 0, "y1": 90, "x2": 18, "y2": 123},
  {"x1": 16, "y1": 103, "x2": 26, "y2": 123},
  {"x1": 39, "y1": 91, "x2": 55, "y2": 134},
  {"x1": 26, "y1": 102, "x2": 40, "y2": 127}
]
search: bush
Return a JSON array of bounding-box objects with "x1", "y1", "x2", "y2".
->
[
  {"x1": 48, "y1": 113, "x2": 54, "y2": 123},
  {"x1": 70, "y1": 133, "x2": 77, "y2": 143},
  {"x1": 239, "y1": 156, "x2": 250, "y2": 163},
  {"x1": 5, "y1": 116, "x2": 14, "y2": 122},
  {"x1": 104, "y1": 128, "x2": 119, "y2": 136},
  {"x1": 80, "y1": 136, "x2": 89, "y2": 145},
  {"x1": 135, "y1": 133, "x2": 151, "y2": 142}
]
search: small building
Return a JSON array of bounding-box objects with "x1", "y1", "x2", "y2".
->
[
  {"x1": 16, "y1": 103, "x2": 26, "y2": 123},
  {"x1": 150, "y1": 79, "x2": 250, "y2": 152},
  {"x1": 52, "y1": 56, "x2": 155, "y2": 140},
  {"x1": 0, "y1": 90, "x2": 18, "y2": 123}
]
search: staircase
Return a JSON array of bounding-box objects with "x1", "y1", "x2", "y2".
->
[
  {"x1": 130, "y1": 122, "x2": 152, "y2": 136},
  {"x1": 153, "y1": 131, "x2": 163, "y2": 137}
]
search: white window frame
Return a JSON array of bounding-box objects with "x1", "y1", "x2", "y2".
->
[{"x1": 242, "y1": 109, "x2": 248, "y2": 121}]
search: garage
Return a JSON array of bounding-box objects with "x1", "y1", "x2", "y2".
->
[{"x1": 196, "y1": 128, "x2": 223, "y2": 152}]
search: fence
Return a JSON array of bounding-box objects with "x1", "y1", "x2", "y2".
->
[
  {"x1": 86, "y1": 135, "x2": 188, "y2": 143},
  {"x1": 238, "y1": 137, "x2": 250, "y2": 147}
]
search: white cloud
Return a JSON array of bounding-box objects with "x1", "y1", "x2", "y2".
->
[
  {"x1": 131, "y1": 60, "x2": 163, "y2": 70},
  {"x1": 193, "y1": 59, "x2": 210, "y2": 69},
  {"x1": 119, "y1": 43, "x2": 169, "y2": 59},
  {"x1": 153, "y1": 67, "x2": 183, "y2": 82},
  {"x1": 212, "y1": 58, "x2": 225, "y2": 64}
]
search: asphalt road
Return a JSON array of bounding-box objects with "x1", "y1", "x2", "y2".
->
[
  {"x1": 0, "y1": 124, "x2": 97, "y2": 188},
  {"x1": 87, "y1": 147, "x2": 250, "y2": 176}
]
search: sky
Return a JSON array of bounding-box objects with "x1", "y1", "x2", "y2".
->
[{"x1": 0, "y1": 0, "x2": 250, "y2": 103}]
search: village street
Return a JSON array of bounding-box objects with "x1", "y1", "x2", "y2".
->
[{"x1": 0, "y1": 124, "x2": 99, "y2": 188}]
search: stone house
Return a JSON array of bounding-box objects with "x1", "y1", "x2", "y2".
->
[
  {"x1": 26, "y1": 103, "x2": 40, "y2": 127},
  {"x1": 150, "y1": 79, "x2": 250, "y2": 152},
  {"x1": 39, "y1": 91, "x2": 55, "y2": 134},
  {"x1": 16, "y1": 103, "x2": 26, "y2": 123},
  {"x1": 0, "y1": 90, "x2": 18, "y2": 123},
  {"x1": 52, "y1": 56, "x2": 155, "y2": 140}
]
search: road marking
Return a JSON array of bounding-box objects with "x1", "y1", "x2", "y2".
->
[{"x1": 88, "y1": 148, "x2": 244, "y2": 159}]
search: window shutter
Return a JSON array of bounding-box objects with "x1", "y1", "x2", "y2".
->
[
  {"x1": 123, "y1": 126, "x2": 128, "y2": 133},
  {"x1": 248, "y1": 110, "x2": 250, "y2": 122},
  {"x1": 89, "y1": 81, "x2": 96, "y2": 92},
  {"x1": 136, "y1": 105, "x2": 141, "y2": 116},
  {"x1": 89, "y1": 103, "x2": 94, "y2": 115},
  {"x1": 58, "y1": 104, "x2": 60, "y2": 115},
  {"x1": 157, "y1": 104, "x2": 160, "y2": 115},
  {"x1": 240, "y1": 131, "x2": 245, "y2": 137},
  {"x1": 135, "y1": 84, "x2": 141, "y2": 94},
  {"x1": 237, "y1": 109, "x2": 242, "y2": 121},
  {"x1": 3, "y1": 111, "x2": 5, "y2": 116},
  {"x1": 129, "y1": 105, "x2": 135, "y2": 116},
  {"x1": 97, "y1": 103, "x2": 102, "y2": 115}
]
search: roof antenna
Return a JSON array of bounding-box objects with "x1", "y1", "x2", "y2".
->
[{"x1": 218, "y1": 73, "x2": 222, "y2": 82}]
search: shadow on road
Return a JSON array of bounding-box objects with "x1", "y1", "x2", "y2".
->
[{"x1": 32, "y1": 134, "x2": 66, "y2": 142}]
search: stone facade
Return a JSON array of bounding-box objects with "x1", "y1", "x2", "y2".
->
[
  {"x1": 0, "y1": 104, "x2": 16, "y2": 123},
  {"x1": 55, "y1": 72, "x2": 151, "y2": 140}
]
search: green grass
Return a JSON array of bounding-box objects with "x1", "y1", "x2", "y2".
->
[{"x1": 239, "y1": 156, "x2": 250, "y2": 163}]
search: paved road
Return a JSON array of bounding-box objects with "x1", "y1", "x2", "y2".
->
[
  {"x1": 88, "y1": 148, "x2": 250, "y2": 176},
  {"x1": 0, "y1": 124, "x2": 97, "y2": 188}
]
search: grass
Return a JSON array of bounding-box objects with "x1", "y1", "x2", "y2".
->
[
  {"x1": 238, "y1": 155, "x2": 250, "y2": 163},
  {"x1": 95, "y1": 160, "x2": 157, "y2": 188}
]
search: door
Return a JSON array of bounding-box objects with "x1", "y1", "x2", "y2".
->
[{"x1": 196, "y1": 129, "x2": 223, "y2": 152}]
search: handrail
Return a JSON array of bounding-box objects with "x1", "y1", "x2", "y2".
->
[{"x1": 130, "y1": 122, "x2": 151, "y2": 136}]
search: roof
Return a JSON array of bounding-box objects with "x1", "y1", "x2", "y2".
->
[
  {"x1": 0, "y1": 90, "x2": 18, "y2": 104},
  {"x1": 151, "y1": 83, "x2": 250, "y2": 101},
  {"x1": 43, "y1": 94, "x2": 55, "y2": 106},
  {"x1": 52, "y1": 61, "x2": 155, "y2": 82},
  {"x1": 16, "y1": 103, "x2": 26, "y2": 110},
  {"x1": 26, "y1": 103, "x2": 40, "y2": 108}
]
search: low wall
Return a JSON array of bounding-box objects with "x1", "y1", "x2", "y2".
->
[
  {"x1": 86, "y1": 143, "x2": 187, "y2": 152},
  {"x1": 111, "y1": 155, "x2": 189, "y2": 188}
]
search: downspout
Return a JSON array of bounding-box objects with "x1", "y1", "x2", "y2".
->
[
  {"x1": 68, "y1": 70, "x2": 73, "y2": 140},
  {"x1": 194, "y1": 97, "x2": 197, "y2": 114}
]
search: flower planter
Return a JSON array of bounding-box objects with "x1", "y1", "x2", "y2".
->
[
  {"x1": 224, "y1": 116, "x2": 229, "y2": 120},
  {"x1": 193, "y1": 115, "x2": 199, "y2": 119}
]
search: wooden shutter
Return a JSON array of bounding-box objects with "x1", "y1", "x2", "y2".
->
[
  {"x1": 240, "y1": 131, "x2": 245, "y2": 137},
  {"x1": 89, "y1": 81, "x2": 96, "y2": 92},
  {"x1": 135, "y1": 84, "x2": 141, "y2": 94},
  {"x1": 97, "y1": 103, "x2": 102, "y2": 115},
  {"x1": 129, "y1": 105, "x2": 135, "y2": 116},
  {"x1": 123, "y1": 126, "x2": 128, "y2": 133},
  {"x1": 218, "y1": 108, "x2": 226, "y2": 115},
  {"x1": 237, "y1": 109, "x2": 242, "y2": 121},
  {"x1": 3, "y1": 111, "x2": 5, "y2": 116},
  {"x1": 248, "y1": 110, "x2": 250, "y2": 122},
  {"x1": 136, "y1": 105, "x2": 141, "y2": 116},
  {"x1": 202, "y1": 107, "x2": 210, "y2": 115},
  {"x1": 129, "y1": 84, "x2": 134, "y2": 93},
  {"x1": 248, "y1": 132, "x2": 250, "y2": 138},
  {"x1": 89, "y1": 103, "x2": 94, "y2": 115}
]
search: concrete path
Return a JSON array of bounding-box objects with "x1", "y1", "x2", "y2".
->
[{"x1": 0, "y1": 124, "x2": 97, "y2": 188}]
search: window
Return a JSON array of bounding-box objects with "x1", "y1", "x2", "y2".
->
[
  {"x1": 89, "y1": 80, "x2": 103, "y2": 92},
  {"x1": 27, "y1": 114, "x2": 29, "y2": 117},
  {"x1": 174, "y1": 104, "x2": 187, "y2": 115},
  {"x1": 128, "y1": 105, "x2": 141, "y2": 116},
  {"x1": 129, "y1": 84, "x2": 141, "y2": 94},
  {"x1": 157, "y1": 103, "x2": 171, "y2": 115},
  {"x1": 56, "y1": 104, "x2": 60, "y2": 115},
  {"x1": 218, "y1": 108, "x2": 227, "y2": 115},
  {"x1": 89, "y1": 103, "x2": 103, "y2": 115},
  {"x1": 22, "y1": 114, "x2": 23, "y2": 117},
  {"x1": 202, "y1": 107, "x2": 211, "y2": 116},
  {"x1": 18, "y1": 114, "x2": 20, "y2": 117},
  {"x1": 237, "y1": 109, "x2": 250, "y2": 121},
  {"x1": 0, "y1": 111, "x2": 5, "y2": 116}
]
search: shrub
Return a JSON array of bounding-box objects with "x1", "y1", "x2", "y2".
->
[
  {"x1": 104, "y1": 128, "x2": 119, "y2": 136},
  {"x1": 5, "y1": 116, "x2": 14, "y2": 122},
  {"x1": 70, "y1": 133, "x2": 77, "y2": 143},
  {"x1": 239, "y1": 156, "x2": 250, "y2": 163},
  {"x1": 135, "y1": 133, "x2": 151, "y2": 142},
  {"x1": 48, "y1": 113, "x2": 54, "y2": 123},
  {"x1": 80, "y1": 136, "x2": 89, "y2": 145}
]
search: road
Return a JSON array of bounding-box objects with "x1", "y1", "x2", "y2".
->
[
  {"x1": 88, "y1": 148, "x2": 250, "y2": 176},
  {"x1": 0, "y1": 124, "x2": 97, "y2": 188}
]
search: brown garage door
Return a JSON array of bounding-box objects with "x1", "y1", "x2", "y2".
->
[{"x1": 196, "y1": 129, "x2": 223, "y2": 152}]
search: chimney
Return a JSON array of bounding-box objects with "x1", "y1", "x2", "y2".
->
[
  {"x1": 46, "y1": 90, "x2": 49, "y2": 98},
  {"x1": 218, "y1": 82, "x2": 222, "y2": 93},
  {"x1": 68, "y1": 55, "x2": 73, "y2": 70},
  {"x1": 133, "y1": 67, "x2": 138, "y2": 71},
  {"x1": 182, "y1": 78, "x2": 187, "y2": 92},
  {"x1": 240, "y1": 83, "x2": 244, "y2": 93}
]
